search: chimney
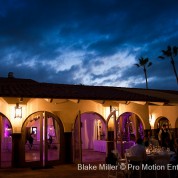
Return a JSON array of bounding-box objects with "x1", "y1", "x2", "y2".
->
[{"x1": 8, "y1": 72, "x2": 14, "y2": 78}]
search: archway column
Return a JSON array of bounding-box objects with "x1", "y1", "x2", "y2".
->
[
  {"x1": 106, "y1": 110, "x2": 116, "y2": 155},
  {"x1": 12, "y1": 133, "x2": 23, "y2": 167}
]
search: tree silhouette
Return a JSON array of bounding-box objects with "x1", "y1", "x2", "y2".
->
[
  {"x1": 135, "y1": 57, "x2": 152, "y2": 89},
  {"x1": 158, "y1": 45, "x2": 178, "y2": 83}
]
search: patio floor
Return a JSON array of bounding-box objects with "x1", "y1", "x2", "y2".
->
[{"x1": 0, "y1": 163, "x2": 178, "y2": 178}]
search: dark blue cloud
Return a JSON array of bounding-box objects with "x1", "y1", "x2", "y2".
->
[{"x1": 0, "y1": 0, "x2": 178, "y2": 90}]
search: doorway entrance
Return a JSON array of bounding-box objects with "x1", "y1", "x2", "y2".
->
[
  {"x1": 73, "y1": 112, "x2": 106, "y2": 163},
  {"x1": 22, "y1": 111, "x2": 64, "y2": 167},
  {"x1": 0, "y1": 113, "x2": 12, "y2": 168},
  {"x1": 116, "y1": 112, "x2": 144, "y2": 157},
  {"x1": 155, "y1": 117, "x2": 172, "y2": 140}
]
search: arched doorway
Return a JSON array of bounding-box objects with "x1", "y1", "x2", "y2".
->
[
  {"x1": 81, "y1": 112, "x2": 106, "y2": 163},
  {"x1": 157, "y1": 117, "x2": 171, "y2": 129},
  {"x1": 0, "y1": 113, "x2": 12, "y2": 168},
  {"x1": 22, "y1": 111, "x2": 64, "y2": 167},
  {"x1": 154, "y1": 117, "x2": 172, "y2": 140},
  {"x1": 73, "y1": 112, "x2": 106, "y2": 163},
  {"x1": 116, "y1": 112, "x2": 144, "y2": 157},
  {"x1": 154, "y1": 116, "x2": 174, "y2": 150},
  {"x1": 117, "y1": 112, "x2": 144, "y2": 141}
]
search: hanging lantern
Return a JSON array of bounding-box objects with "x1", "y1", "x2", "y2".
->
[{"x1": 14, "y1": 103, "x2": 22, "y2": 119}]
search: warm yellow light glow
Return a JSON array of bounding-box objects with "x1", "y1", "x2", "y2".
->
[
  {"x1": 108, "y1": 117, "x2": 114, "y2": 131},
  {"x1": 149, "y1": 114, "x2": 156, "y2": 128},
  {"x1": 115, "y1": 110, "x2": 119, "y2": 118},
  {"x1": 105, "y1": 107, "x2": 110, "y2": 118},
  {"x1": 9, "y1": 104, "x2": 26, "y2": 133},
  {"x1": 105, "y1": 106, "x2": 115, "y2": 131},
  {"x1": 10, "y1": 105, "x2": 15, "y2": 120},
  {"x1": 15, "y1": 107, "x2": 22, "y2": 118}
]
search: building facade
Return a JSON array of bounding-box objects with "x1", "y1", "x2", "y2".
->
[{"x1": 0, "y1": 76, "x2": 178, "y2": 168}]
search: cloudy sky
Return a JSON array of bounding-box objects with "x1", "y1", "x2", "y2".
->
[{"x1": 0, "y1": 0, "x2": 178, "y2": 90}]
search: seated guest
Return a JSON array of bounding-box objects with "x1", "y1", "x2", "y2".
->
[
  {"x1": 146, "y1": 131, "x2": 159, "y2": 146},
  {"x1": 129, "y1": 138, "x2": 147, "y2": 161},
  {"x1": 105, "y1": 151, "x2": 117, "y2": 165}
]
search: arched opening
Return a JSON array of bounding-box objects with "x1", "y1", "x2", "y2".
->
[
  {"x1": 154, "y1": 116, "x2": 174, "y2": 150},
  {"x1": 157, "y1": 117, "x2": 171, "y2": 129},
  {"x1": 22, "y1": 111, "x2": 64, "y2": 167},
  {"x1": 154, "y1": 117, "x2": 172, "y2": 140},
  {"x1": 116, "y1": 112, "x2": 144, "y2": 157},
  {"x1": 0, "y1": 113, "x2": 12, "y2": 168},
  {"x1": 73, "y1": 112, "x2": 106, "y2": 163},
  {"x1": 81, "y1": 112, "x2": 106, "y2": 163}
]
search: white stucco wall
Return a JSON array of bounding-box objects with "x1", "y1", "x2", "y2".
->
[
  {"x1": 149, "y1": 105, "x2": 178, "y2": 129},
  {"x1": 26, "y1": 99, "x2": 106, "y2": 132},
  {"x1": 0, "y1": 98, "x2": 9, "y2": 118},
  {"x1": 1, "y1": 97, "x2": 177, "y2": 133}
]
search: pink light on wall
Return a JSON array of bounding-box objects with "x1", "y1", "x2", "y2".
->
[{"x1": 4, "y1": 123, "x2": 12, "y2": 137}]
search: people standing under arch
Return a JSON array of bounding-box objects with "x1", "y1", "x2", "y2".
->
[
  {"x1": 128, "y1": 138, "x2": 147, "y2": 161},
  {"x1": 158, "y1": 124, "x2": 172, "y2": 148}
]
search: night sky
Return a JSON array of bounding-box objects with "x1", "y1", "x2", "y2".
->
[{"x1": 0, "y1": 0, "x2": 178, "y2": 90}]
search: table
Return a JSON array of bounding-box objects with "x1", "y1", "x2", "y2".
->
[
  {"x1": 146, "y1": 151, "x2": 175, "y2": 178},
  {"x1": 117, "y1": 141, "x2": 135, "y2": 155},
  {"x1": 146, "y1": 151, "x2": 175, "y2": 159},
  {"x1": 93, "y1": 140, "x2": 106, "y2": 152}
]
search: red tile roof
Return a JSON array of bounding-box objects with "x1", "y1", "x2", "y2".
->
[{"x1": 0, "y1": 77, "x2": 174, "y2": 103}]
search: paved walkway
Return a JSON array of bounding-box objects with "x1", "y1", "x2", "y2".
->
[
  {"x1": 0, "y1": 164, "x2": 109, "y2": 178},
  {"x1": 0, "y1": 163, "x2": 178, "y2": 178}
]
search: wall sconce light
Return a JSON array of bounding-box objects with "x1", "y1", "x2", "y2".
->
[
  {"x1": 115, "y1": 110, "x2": 119, "y2": 118},
  {"x1": 14, "y1": 103, "x2": 22, "y2": 119},
  {"x1": 149, "y1": 114, "x2": 156, "y2": 129},
  {"x1": 149, "y1": 114, "x2": 153, "y2": 125},
  {"x1": 110, "y1": 106, "x2": 119, "y2": 118}
]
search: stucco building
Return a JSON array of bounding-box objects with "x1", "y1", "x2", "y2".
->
[{"x1": 0, "y1": 74, "x2": 178, "y2": 168}]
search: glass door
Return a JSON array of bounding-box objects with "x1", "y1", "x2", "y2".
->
[
  {"x1": 24, "y1": 113, "x2": 42, "y2": 166},
  {"x1": 0, "y1": 115, "x2": 12, "y2": 168},
  {"x1": 46, "y1": 116, "x2": 60, "y2": 165},
  {"x1": 23, "y1": 111, "x2": 61, "y2": 167},
  {"x1": 73, "y1": 111, "x2": 82, "y2": 163}
]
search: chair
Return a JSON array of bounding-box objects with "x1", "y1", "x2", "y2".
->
[
  {"x1": 107, "y1": 161, "x2": 128, "y2": 178},
  {"x1": 125, "y1": 155, "x2": 143, "y2": 178},
  {"x1": 107, "y1": 150, "x2": 127, "y2": 178}
]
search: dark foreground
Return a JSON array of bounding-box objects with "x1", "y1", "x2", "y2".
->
[{"x1": 0, "y1": 163, "x2": 178, "y2": 178}]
